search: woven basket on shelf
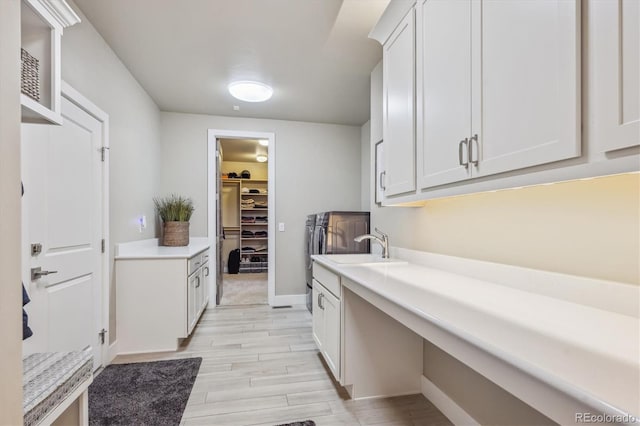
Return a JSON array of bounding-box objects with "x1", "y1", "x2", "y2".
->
[
  {"x1": 162, "y1": 221, "x2": 189, "y2": 246},
  {"x1": 21, "y1": 48, "x2": 40, "y2": 102}
]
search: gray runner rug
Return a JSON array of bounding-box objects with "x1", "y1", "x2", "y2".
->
[{"x1": 88, "y1": 357, "x2": 202, "y2": 426}]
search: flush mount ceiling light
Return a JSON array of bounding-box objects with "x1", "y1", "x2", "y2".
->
[
  {"x1": 256, "y1": 154, "x2": 268, "y2": 163},
  {"x1": 228, "y1": 81, "x2": 273, "y2": 102},
  {"x1": 258, "y1": 139, "x2": 269, "y2": 146}
]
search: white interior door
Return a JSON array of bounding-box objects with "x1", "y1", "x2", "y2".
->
[{"x1": 22, "y1": 95, "x2": 104, "y2": 370}]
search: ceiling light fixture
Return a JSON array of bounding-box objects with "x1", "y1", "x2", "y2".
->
[
  {"x1": 256, "y1": 154, "x2": 268, "y2": 163},
  {"x1": 258, "y1": 139, "x2": 269, "y2": 146},
  {"x1": 228, "y1": 81, "x2": 273, "y2": 102}
]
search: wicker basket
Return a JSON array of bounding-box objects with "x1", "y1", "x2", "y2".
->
[
  {"x1": 162, "y1": 221, "x2": 190, "y2": 246},
  {"x1": 21, "y1": 48, "x2": 40, "y2": 102}
]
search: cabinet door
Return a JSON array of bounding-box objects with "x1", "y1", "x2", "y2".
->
[
  {"x1": 311, "y1": 283, "x2": 324, "y2": 351},
  {"x1": 187, "y1": 272, "x2": 199, "y2": 334},
  {"x1": 383, "y1": 8, "x2": 416, "y2": 197},
  {"x1": 322, "y1": 289, "x2": 340, "y2": 379},
  {"x1": 474, "y1": 0, "x2": 580, "y2": 178},
  {"x1": 591, "y1": 0, "x2": 639, "y2": 152},
  {"x1": 418, "y1": 0, "x2": 472, "y2": 188},
  {"x1": 201, "y1": 262, "x2": 210, "y2": 308},
  {"x1": 371, "y1": 61, "x2": 383, "y2": 144}
]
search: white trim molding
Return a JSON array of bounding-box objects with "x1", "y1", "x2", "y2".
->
[
  {"x1": 61, "y1": 81, "x2": 110, "y2": 370},
  {"x1": 421, "y1": 375, "x2": 478, "y2": 426},
  {"x1": 32, "y1": 0, "x2": 81, "y2": 28},
  {"x1": 207, "y1": 129, "x2": 276, "y2": 306},
  {"x1": 108, "y1": 341, "x2": 118, "y2": 364}
]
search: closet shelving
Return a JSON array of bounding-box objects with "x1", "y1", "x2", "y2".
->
[{"x1": 226, "y1": 178, "x2": 269, "y2": 273}]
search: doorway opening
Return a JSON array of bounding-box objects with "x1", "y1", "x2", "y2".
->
[{"x1": 207, "y1": 130, "x2": 275, "y2": 307}]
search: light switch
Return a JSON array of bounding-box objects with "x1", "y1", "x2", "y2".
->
[{"x1": 278, "y1": 222, "x2": 285, "y2": 232}]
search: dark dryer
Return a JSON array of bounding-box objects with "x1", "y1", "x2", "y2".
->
[{"x1": 305, "y1": 211, "x2": 370, "y2": 312}]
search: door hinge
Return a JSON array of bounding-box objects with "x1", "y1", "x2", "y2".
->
[
  {"x1": 99, "y1": 328, "x2": 107, "y2": 345},
  {"x1": 101, "y1": 239, "x2": 105, "y2": 253},
  {"x1": 100, "y1": 147, "x2": 109, "y2": 162}
]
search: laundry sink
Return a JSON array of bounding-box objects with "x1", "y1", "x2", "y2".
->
[{"x1": 322, "y1": 254, "x2": 407, "y2": 265}]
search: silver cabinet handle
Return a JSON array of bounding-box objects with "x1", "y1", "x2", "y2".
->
[
  {"x1": 318, "y1": 292, "x2": 325, "y2": 310},
  {"x1": 204, "y1": 266, "x2": 209, "y2": 277},
  {"x1": 379, "y1": 171, "x2": 386, "y2": 191},
  {"x1": 31, "y1": 267, "x2": 58, "y2": 280},
  {"x1": 469, "y1": 134, "x2": 479, "y2": 166},
  {"x1": 458, "y1": 138, "x2": 469, "y2": 168},
  {"x1": 195, "y1": 276, "x2": 200, "y2": 288}
]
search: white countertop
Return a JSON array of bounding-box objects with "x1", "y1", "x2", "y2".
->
[
  {"x1": 312, "y1": 252, "x2": 640, "y2": 419},
  {"x1": 115, "y1": 238, "x2": 210, "y2": 259}
]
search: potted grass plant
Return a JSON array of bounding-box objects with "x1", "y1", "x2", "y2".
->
[{"x1": 154, "y1": 195, "x2": 194, "y2": 246}]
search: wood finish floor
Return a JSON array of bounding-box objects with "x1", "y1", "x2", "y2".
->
[{"x1": 113, "y1": 304, "x2": 452, "y2": 426}]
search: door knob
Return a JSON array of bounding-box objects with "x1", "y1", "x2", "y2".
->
[{"x1": 31, "y1": 267, "x2": 58, "y2": 280}]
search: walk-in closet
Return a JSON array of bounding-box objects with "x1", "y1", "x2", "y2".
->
[{"x1": 219, "y1": 138, "x2": 269, "y2": 305}]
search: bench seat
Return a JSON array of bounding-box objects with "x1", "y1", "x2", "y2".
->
[{"x1": 23, "y1": 347, "x2": 93, "y2": 426}]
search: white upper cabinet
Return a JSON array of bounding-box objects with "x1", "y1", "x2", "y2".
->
[
  {"x1": 382, "y1": 8, "x2": 416, "y2": 197},
  {"x1": 370, "y1": 0, "x2": 638, "y2": 204},
  {"x1": 418, "y1": 0, "x2": 580, "y2": 189},
  {"x1": 21, "y1": 0, "x2": 80, "y2": 125},
  {"x1": 590, "y1": 0, "x2": 639, "y2": 152},
  {"x1": 417, "y1": 0, "x2": 473, "y2": 188},
  {"x1": 473, "y1": 0, "x2": 580, "y2": 179}
]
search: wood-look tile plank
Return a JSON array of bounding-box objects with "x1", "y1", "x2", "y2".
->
[
  {"x1": 250, "y1": 370, "x2": 331, "y2": 387},
  {"x1": 286, "y1": 388, "x2": 349, "y2": 406},
  {"x1": 182, "y1": 401, "x2": 332, "y2": 426},
  {"x1": 205, "y1": 379, "x2": 336, "y2": 403},
  {"x1": 182, "y1": 395, "x2": 288, "y2": 418}
]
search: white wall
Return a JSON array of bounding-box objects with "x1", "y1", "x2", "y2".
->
[
  {"x1": 61, "y1": 2, "x2": 162, "y2": 341},
  {"x1": 160, "y1": 112, "x2": 362, "y2": 295},
  {"x1": 0, "y1": 1, "x2": 24, "y2": 422}
]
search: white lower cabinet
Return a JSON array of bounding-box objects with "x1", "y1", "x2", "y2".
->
[
  {"x1": 116, "y1": 248, "x2": 210, "y2": 354},
  {"x1": 189, "y1": 259, "x2": 210, "y2": 335},
  {"x1": 312, "y1": 263, "x2": 341, "y2": 380}
]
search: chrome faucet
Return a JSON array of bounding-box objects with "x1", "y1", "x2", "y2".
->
[{"x1": 354, "y1": 228, "x2": 389, "y2": 259}]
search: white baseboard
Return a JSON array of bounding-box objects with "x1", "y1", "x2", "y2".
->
[
  {"x1": 108, "y1": 340, "x2": 118, "y2": 363},
  {"x1": 421, "y1": 375, "x2": 478, "y2": 426},
  {"x1": 271, "y1": 294, "x2": 306, "y2": 306}
]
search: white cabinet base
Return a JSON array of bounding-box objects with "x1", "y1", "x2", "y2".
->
[
  {"x1": 342, "y1": 286, "x2": 422, "y2": 399},
  {"x1": 116, "y1": 259, "x2": 187, "y2": 354}
]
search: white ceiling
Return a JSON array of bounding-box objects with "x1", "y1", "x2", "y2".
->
[
  {"x1": 71, "y1": 0, "x2": 390, "y2": 126},
  {"x1": 219, "y1": 138, "x2": 267, "y2": 163}
]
